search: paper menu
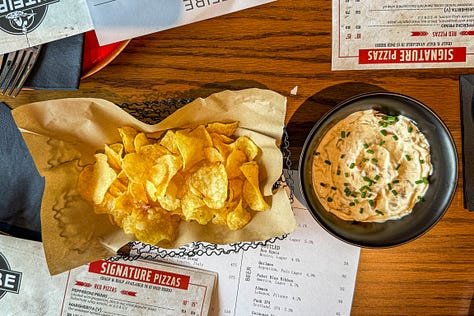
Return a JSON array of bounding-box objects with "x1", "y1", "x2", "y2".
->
[
  {"x1": 0, "y1": 0, "x2": 93, "y2": 55},
  {"x1": 86, "y1": 0, "x2": 276, "y2": 45},
  {"x1": 332, "y1": 0, "x2": 474, "y2": 70}
]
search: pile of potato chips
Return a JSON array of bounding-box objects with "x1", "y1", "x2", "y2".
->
[{"x1": 77, "y1": 121, "x2": 270, "y2": 245}]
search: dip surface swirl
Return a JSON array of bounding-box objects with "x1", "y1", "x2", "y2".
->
[{"x1": 312, "y1": 109, "x2": 432, "y2": 222}]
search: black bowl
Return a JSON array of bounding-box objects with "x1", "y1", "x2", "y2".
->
[{"x1": 298, "y1": 92, "x2": 458, "y2": 248}]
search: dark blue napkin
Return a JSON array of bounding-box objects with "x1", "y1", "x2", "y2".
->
[
  {"x1": 23, "y1": 33, "x2": 84, "y2": 90},
  {"x1": 0, "y1": 102, "x2": 43, "y2": 241}
]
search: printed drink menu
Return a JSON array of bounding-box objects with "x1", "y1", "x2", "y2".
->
[{"x1": 332, "y1": 0, "x2": 474, "y2": 70}]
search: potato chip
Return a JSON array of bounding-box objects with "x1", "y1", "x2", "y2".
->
[
  {"x1": 175, "y1": 125, "x2": 212, "y2": 170},
  {"x1": 118, "y1": 126, "x2": 138, "y2": 153},
  {"x1": 160, "y1": 130, "x2": 179, "y2": 155},
  {"x1": 226, "y1": 199, "x2": 252, "y2": 230},
  {"x1": 235, "y1": 136, "x2": 260, "y2": 161},
  {"x1": 240, "y1": 161, "x2": 269, "y2": 211},
  {"x1": 122, "y1": 206, "x2": 180, "y2": 245},
  {"x1": 147, "y1": 154, "x2": 182, "y2": 199},
  {"x1": 189, "y1": 163, "x2": 228, "y2": 209},
  {"x1": 122, "y1": 153, "x2": 153, "y2": 183},
  {"x1": 206, "y1": 121, "x2": 239, "y2": 136},
  {"x1": 157, "y1": 173, "x2": 184, "y2": 212},
  {"x1": 78, "y1": 153, "x2": 117, "y2": 205},
  {"x1": 139, "y1": 143, "x2": 171, "y2": 162},
  {"x1": 104, "y1": 144, "x2": 123, "y2": 171},
  {"x1": 134, "y1": 132, "x2": 149, "y2": 152},
  {"x1": 226, "y1": 148, "x2": 248, "y2": 179}
]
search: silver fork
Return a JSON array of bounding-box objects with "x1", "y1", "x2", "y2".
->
[{"x1": 0, "y1": 45, "x2": 42, "y2": 98}]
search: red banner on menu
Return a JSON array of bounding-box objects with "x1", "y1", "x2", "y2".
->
[
  {"x1": 358, "y1": 47, "x2": 467, "y2": 64},
  {"x1": 88, "y1": 260, "x2": 190, "y2": 290}
]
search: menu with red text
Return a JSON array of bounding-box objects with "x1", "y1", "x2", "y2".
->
[{"x1": 332, "y1": 0, "x2": 474, "y2": 70}]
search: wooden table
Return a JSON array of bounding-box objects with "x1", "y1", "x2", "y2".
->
[{"x1": 2, "y1": 1, "x2": 474, "y2": 315}]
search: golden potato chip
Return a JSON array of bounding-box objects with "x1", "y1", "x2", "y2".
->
[
  {"x1": 134, "y1": 132, "x2": 149, "y2": 152},
  {"x1": 122, "y1": 206, "x2": 180, "y2": 245},
  {"x1": 189, "y1": 163, "x2": 228, "y2": 209},
  {"x1": 175, "y1": 125, "x2": 212, "y2": 170},
  {"x1": 235, "y1": 136, "x2": 260, "y2": 161},
  {"x1": 122, "y1": 153, "x2": 153, "y2": 183},
  {"x1": 226, "y1": 199, "x2": 252, "y2": 230},
  {"x1": 240, "y1": 161, "x2": 269, "y2": 211},
  {"x1": 157, "y1": 173, "x2": 184, "y2": 212},
  {"x1": 226, "y1": 148, "x2": 247, "y2": 179},
  {"x1": 210, "y1": 133, "x2": 234, "y2": 161},
  {"x1": 147, "y1": 154, "x2": 182, "y2": 199},
  {"x1": 181, "y1": 190, "x2": 210, "y2": 224},
  {"x1": 129, "y1": 182, "x2": 149, "y2": 205},
  {"x1": 104, "y1": 144, "x2": 123, "y2": 171},
  {"x1": 159, "y1": 130, "x2": 179, "y2": 155},
  {"x1": 78, "y1": 153, "x2": 117, "y2": 205},
  {"x1": 118, "y1": 126, "x2": 138, "y2": 153},
  {"x1": 206, "y1": 121, "x2": 239, "y2": 136},
  {"x1": 204, "y1": 147, "x2": 224, "y2": 163},
  {"x1": 138, "y1": 143, "x2": 171, "y2": 162}
]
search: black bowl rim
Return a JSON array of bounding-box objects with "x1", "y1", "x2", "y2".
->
[{"x1": 297, "y1": 91, "x2": 458, "y2": 248}]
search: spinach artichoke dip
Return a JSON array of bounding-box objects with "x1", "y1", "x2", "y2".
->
[{"x1": 312, "y1": 109, "x2": 432, "y2": 222}]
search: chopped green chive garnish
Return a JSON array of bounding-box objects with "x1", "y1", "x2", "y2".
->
[
  {"x1": 349, "y1": 162, "x2": 355, "y2": 169},
  {"x1": 361, "y1": 192, "x2": 367, "y2": 198},
  {"x1": 337, "y1": 170, "x2": 341, "y2": 175},
  {"x1": 405, "y1": 155, "x2": 411, "y2": 161},
  {"x1": 341, "y1": 131, "x2": 346, "y2": 138},
  {"x1": 417, "y1": 196, "x2": 425, "y2": 202},
  {"x1": 362, "y1": 158, "x2": 368, "y2": 162},
  {"x1": 346, "y1": 131, "x2": 351, "y2": 137},
  {"x1": 366, "y1": 149, "x2": 375, "y2": 154},
  {"x1": 395, "y1": 163, "x2": 401, "y2": 170},
  {"x1": 420, "y1": 159, "x2": 425, "y2": 164},
  {"x1": 344, "y1": 188, "x2": 351, "y2": 197},
  {"x1": 380, "y1": 129, "x2": 387, "y2": 136},
  {"x1": 408, "y1": 126, "x2": 413, "y2": 133},
  {"x1": 359, "y1": 208, "x2": 364, "y2": 214},
  {"x1": 344, "y1": 182, "x2": 350, "y2": 186},
  {"x1": 387, "y1": 183, "x2": 392, "y2": 190},
  {"x1": 325, "y1": 160, "x2": 332, "y2": 165},
  {"x1": 374, "y1": 175, "x2": 380, "y2": 180},
  {"x1": 415, "y1": 179, "x2": 423, "y2": 184},
  {"x1": 392, "y1": 135, "x2": 399, "y2": 141},
  {"x1": 340, "y1": 154, "x2": 346, "y2": 159},
  {"x1": 327, "y1": 197, "x2": 333, "y2": 202},
  {"x1": 423, "y1": 177, "x2": 429, "y2": 184},
  {"x1": 354, "y1": 199, "x2": 359, "y2": 204},
  {"x1": 368, "y1": 200, "x2": 375, "y2": 207},
  {"x1": 363, "y1": 143, "x2": 369, "y2": 149},
  {"x1": 371, "y1": 158, "x2": 378, "y2": 163},
  {"x1": 313, "y1": 151, "x2": 320, "y2": 156},
  {"x1": 391, "y1": 190, "x2": 398, "y2": 196},
  {"x1": 349, "y1": 202, "x2": 355, "y2": 206},
  {"x1": 392, "y1": 179, "x2": 400, "y2": 184},
  {"x1": 344, "y1": 172, "x2": 349, "y2": 178},
  {"x1": 379, "y1": 140, "x2": 386, "y2": 146},
  {"x1": 331, "y1": 186, "x2": 337, "y2": 191},
  {"x1": 375, "y1": 210, "x2": 384, "y2": 215},
  {"x1": 320, "y1": 182, "x2": 327, "y2": 187}
]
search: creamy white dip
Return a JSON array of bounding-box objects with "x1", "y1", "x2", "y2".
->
[{"x1": 312, "y1": 109, "x2": 432, "y2": 222}]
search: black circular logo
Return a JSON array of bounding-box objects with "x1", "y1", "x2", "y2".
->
[{"x1": 0, "y1": 5, "x2": 49, "y2": 35}]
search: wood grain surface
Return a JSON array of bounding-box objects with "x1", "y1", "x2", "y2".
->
[{"x1": 2, "y1": 1, "x2": 474, "y2": 315}]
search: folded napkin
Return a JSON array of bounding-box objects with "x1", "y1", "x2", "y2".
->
[
  {"x1": 23, "y1": 33, "x2": 85, "y2": 90},
  {"x1": 0, "y1": 103, "x2": 43, "y2": 241}
]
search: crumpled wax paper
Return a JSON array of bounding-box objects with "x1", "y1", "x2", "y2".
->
[{"x1": 12, "y1": 88, "x2": 296, "y2": 275}]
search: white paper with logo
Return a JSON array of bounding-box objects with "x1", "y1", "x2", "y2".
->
[
  {"x1": 86, "y1": 0, "x2": 276, "y2": 45},
  {"x1": 0, "y1": 0, "x2": 93, "y2": 55}
]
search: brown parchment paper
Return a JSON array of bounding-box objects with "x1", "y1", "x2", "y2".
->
[{"x1": 12, "y1": 88, "x2": 296, "y2": 275}]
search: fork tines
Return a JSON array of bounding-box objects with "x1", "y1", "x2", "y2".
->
[{"x1": 0, "y1": 45, "x2": 42, "y2": 98}]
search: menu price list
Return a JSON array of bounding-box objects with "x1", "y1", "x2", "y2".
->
[{"x1": 162, "y1": 195, "x2": 360, "y2": 316}]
